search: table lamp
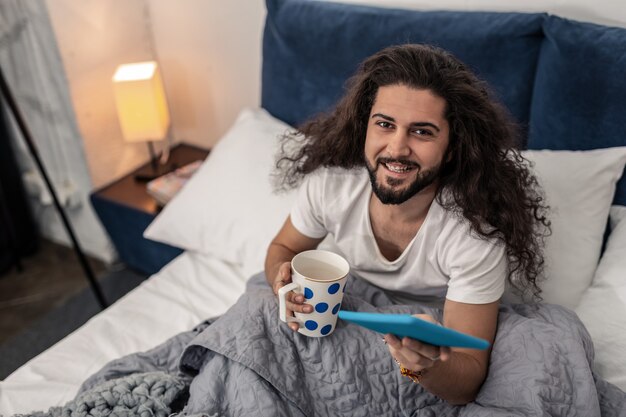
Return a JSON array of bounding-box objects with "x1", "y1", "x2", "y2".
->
[{"x1": 113, "y1": 61, "x2": 174, "y2": 181}]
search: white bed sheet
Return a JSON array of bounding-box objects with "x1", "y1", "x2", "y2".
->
[{"x1": 0, "y1": 251, "x2": 248, "y2": 415}]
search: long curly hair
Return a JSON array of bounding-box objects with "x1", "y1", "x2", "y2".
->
[{"x1": 275, "y1": 44, "x2": 551, "y2": 300}]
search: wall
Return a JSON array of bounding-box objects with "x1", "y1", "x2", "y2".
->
[
  {"x1": 43, "y1": 0, "x2": 625, "y2": 262},
  {"x1": 46, "y1": 0, "x2": 265, "y2": 191},
  {"x1": 148, "y1": 1, "x2": 265, "y2": 151}
]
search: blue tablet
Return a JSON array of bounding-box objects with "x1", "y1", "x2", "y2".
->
[{"x1": 338, "y1": 310, "x2": 490, "y2": 350}]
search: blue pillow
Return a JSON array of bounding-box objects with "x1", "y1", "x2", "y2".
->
[
  {"x1": 528, "y1": 15, "x2": 626, "y2": 205},
  {"x1": 262, "y1": 0, "x2": 545, "y2": 132}
]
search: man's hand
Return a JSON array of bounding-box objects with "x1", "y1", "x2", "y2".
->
[
  {"x1": 272, "y1": 261, "x2": 313, "y2": 332},
  {"x1": 384, "y1": 314, "x2": 452, "y2": 373},
  {"x1": 265, "y1": 216, "x2": 325, "y2": 332}
]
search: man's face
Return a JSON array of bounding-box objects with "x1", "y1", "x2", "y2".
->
[{"x1": 364, "y1": 84, "x2": 450, "y2": 205}]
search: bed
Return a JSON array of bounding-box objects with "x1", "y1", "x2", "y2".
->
[{"x1": 2, "y1": 0, "x2": 626, "y2": 415}]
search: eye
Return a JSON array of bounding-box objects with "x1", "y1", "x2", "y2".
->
[
  {"x1": 412, "y1": 128, "x2": 433, "y2": 137},
  {"x1": 375, "y1": 121, "x2": 394, "y2": 129}
]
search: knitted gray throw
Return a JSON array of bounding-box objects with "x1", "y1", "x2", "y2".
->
[{"x1": 23, "y1": 372, "x2": 187, "y2": 417}]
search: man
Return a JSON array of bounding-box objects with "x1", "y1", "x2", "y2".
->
[{"x1": 264, "y1": 44, "x2": 549, "y2": 405}]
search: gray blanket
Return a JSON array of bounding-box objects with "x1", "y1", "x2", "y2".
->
[
  {"x1": 76, "y1": 273, "x2": 626, "y2": 417},
  {"x1": 26, "y1": 372, "x2": 187, "y2": 417}
]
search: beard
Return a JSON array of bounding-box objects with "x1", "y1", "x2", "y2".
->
[{"x1": 365, "y1": 157, "x2": 441, "y2": 205}]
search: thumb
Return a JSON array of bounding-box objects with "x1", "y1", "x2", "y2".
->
[{"x1": 280, "y1": 262, "x2": 292, "y2": 280}]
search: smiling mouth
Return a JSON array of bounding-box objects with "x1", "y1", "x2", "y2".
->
[
  {"x1": 379, "y1": 160, "x2": 419, "y2": 175},
  {"x1": 384, "y1": 162, "x2": 414, "y2": 173}
]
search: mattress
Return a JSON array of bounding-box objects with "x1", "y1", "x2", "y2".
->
[{"x1": 0, "y1": 252, "x2": 248, "y2": 415}]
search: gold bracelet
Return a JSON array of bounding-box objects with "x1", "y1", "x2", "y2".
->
[
  {"x1": 392, "y1": 356, "x2": 424, "y2": 384},
  {"x1": 400, "y1": 366, "x2": 423, "y2": 384}
]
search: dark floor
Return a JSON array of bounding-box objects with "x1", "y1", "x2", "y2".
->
[
  {"x1": 0, "y1": 239, "x2": 108, "y2": 344},
  {"x1": 0, "y1": 239, "x2": 148, "y2": 379}
]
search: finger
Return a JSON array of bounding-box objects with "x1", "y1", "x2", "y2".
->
[
  {"x1": 383, "y1": 336, "x2": 404, "y2": 364},
  {"x1": 273, "y1": 276, "x2": 290, "y2": 294},
  {"x1": 395, "y1": 346, "x2": 437, "y2": 369},
  {"x1": 384, "y1": 337, "x2": 424, "y2": 369},
  {"x1": 384, "y1": 334, "x2": 401, "y2": 348},
  {"x1": 386, "y1": 338, "x2": 438, "y2": 369},
  {"x1": 279, "y1": 262, "x2": 292, "y2": 280},
  {"x1": 282, "y1": 305, "x2": 301, "y2": 332},
  {"x1": 273, "y1": 263, "x2": 292, "y2": 294},
  {"x1": 385, "y1": 342, "x2": 405, "y2": 363},
  {"x1": 287, "y1": 300, "x2": 313, "y2": 314},
  {"x1": 412, "y1": 313, "x2": 438, "y2": 324},
  {"x1": 386, "y1": 334, "x2": 442, "y2": 361},
  {"x1": 285, "y1": 291, "x2": 313, "y2": 313},
  {"x1": 286, "y1": 291, "x2": 313, "y2": 313},
  {"x1": 272, "y1": 280, "x2": 284, "y2": 295},
  {"x1": 439, "y1": 346, "x2": 452, "y2": 361},
  {"x1": 401, "y1": 337, "x2": 441, "y2": 360},
  {"x1": 393, "y1": 349, "x2": 428, "y2": 371}
]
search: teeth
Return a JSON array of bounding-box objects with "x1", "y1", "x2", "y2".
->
[{"x1": 385, "y1": 163, "x2": 412, "y2": 173}]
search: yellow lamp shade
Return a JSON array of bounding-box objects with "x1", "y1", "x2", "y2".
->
[{"x1": 112, "y1": 61, "x2": 170, "y2": 142}]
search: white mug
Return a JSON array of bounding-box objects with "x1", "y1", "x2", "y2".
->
[{"x1": 278, "y1": 250, "x2": 350, "y2": 337}]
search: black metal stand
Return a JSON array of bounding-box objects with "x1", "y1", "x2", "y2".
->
[
  {"x1": 0, "y1": 176, "x2": 23, "y2": 273},
  {"x1": 0, "y1": 65, "x2": 108, "y2": 309}
]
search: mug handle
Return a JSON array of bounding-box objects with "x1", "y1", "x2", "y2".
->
[{"x1": 278, "y1": 282, "x2": 301, "y2": 324}]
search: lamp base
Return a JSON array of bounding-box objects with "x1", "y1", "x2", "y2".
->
[
  {"x1": 133, "y1": 162, "x2": 177, "y2": 182},
  {"x1": 133, "y1": 141, "x2": 177, "y2": 182}
]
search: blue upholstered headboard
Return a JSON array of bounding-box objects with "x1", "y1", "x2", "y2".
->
[
  {"x1": 261, "y1": 0, "x2": 545, "y2": 130},
  {"x1": 261, "y1": 0, "x2": 626, "y2": 205}
]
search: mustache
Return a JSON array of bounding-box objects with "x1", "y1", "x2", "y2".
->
[{"x1": 376, "y1": 157, "x2": 420, "y2": 169}]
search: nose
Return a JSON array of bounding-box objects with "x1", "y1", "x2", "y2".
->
[{"x1": 385, "y1": 130, "x2": 411, "y2": 159}]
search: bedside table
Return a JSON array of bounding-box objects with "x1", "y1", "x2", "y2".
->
[{"x1": 90, "y1": 143, "x2": 210, "y2": 275}]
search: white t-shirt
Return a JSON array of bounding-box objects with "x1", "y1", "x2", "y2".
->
[{"x1": 290, "y1": 167, "x2": 507, "y2": 306}]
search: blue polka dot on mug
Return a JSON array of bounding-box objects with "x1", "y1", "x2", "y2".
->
[
  {"x1": 304, "y1": 288, "x2": 314, "y2": 299},
  {"x1": 315, "y1": 303, "x2": 329, "y2": 313},
  {"x1": 328, "y1": 283, "x2": 340, "y2": 294},
  {"x1": 320, "y1": 325, "x2": 333, "y2": 335}
]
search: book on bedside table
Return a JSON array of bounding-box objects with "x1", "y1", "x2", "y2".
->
[{"x1": 146, "y1": 160, "x2": 203, "y2": 206}]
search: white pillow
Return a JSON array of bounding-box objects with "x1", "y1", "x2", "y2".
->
[
  {"x1": 522, "y1": 148, "x2": 626, "y2": 308},
  {"x1": 144, "y1": 108, "x2": 297, "y2": 276},
  {"x1": 575, "y1": 205, "x2": 626, "y2": 391}
]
